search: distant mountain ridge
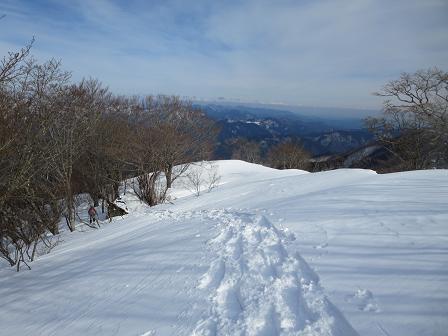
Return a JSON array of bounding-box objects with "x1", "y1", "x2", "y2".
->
[
  {"x1": 194, "y1": 100, "x2": 380, "y2": 119},
  {"x1": 199, "y1": 103, "x2": 367, "y2": 130},
  {"x1": 197, "y1": 103, "x2": 374, "y2": 157}
]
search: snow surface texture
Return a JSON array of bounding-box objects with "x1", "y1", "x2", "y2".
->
[
  {"x1": 1, "y1": 160, "x2": 447, "y2": 336},
  {"x1": 193, "y1": 211, "x2": 357, "y2": 336}
]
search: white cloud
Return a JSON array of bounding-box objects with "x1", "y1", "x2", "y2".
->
[{"x1": 0, "y1": 0, "x2": 447, "y2": 112}]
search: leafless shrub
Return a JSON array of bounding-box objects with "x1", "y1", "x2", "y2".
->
[
  {"x1": 185, "y1": 162, "x2": 221, "y2": 197},
  {"x1": 267, "y1": 140, "x2": 311, "y2": 170},
  {"x1": 185, "y1": 164, "x2": 204, "y2": 197},
  {"x1": 231, "y1": 138, "x2": 262, "y2": 163},
  {"x1": 0, "y1": 197, "x2": 62, "y2": 271},
  {"x1": 206, "y1": 163, "x2": 221, "y2": 192},
  {"x1": 136, "y1": 172, "x2": 167, "y2": 206}
]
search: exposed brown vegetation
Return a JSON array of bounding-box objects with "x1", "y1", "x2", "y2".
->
[{"x1": 0, "y1": 43, "x2": 218, "y2": 270}]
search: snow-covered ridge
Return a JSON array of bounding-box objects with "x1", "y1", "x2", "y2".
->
[{"x1": 1, "y1": 160, "x2": 447, "y2": 336}]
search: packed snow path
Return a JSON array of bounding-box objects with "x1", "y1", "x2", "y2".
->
[{"x1": 193, "y1": 211, "x2": 357, "y2": 335}]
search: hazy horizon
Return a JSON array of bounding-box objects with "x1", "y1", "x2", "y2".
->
[
  {"x1": 1, "y1": 0, "x2": 447, "y2": 116},
  {"x1": 194, "y1": 99, "x2": 380, "y2": 119}
]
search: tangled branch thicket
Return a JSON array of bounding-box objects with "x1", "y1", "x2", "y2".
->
[
  {"x1": 0, "y1": 42, "x2": 218, "y2": 270},
  {"x1": 366, "y1": 68, "x2": 448, "y2": 171}
]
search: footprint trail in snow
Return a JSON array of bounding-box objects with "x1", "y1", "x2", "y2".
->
[{"x1": 193, "y1": 210, "x2": 358, "y2": 336}]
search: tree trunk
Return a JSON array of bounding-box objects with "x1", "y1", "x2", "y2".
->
[
  {"x1": 165, "y1": 163, "x2": 173, "y2": 189},
  {"x1": 48, "y1": 222, "x2": 59, "y2": 235},
  {"x1": 148, "y1": 171, "x2": 162, "y2": 206},
  {"x1": 30, "y1": 240, "x2": 38, "y2": 262},
  {"x1": 92, "y1": 193, "x2": 99, "y2": 207},
  {"x1": 113, "y1": 182, "x2": 119, "y2": 200},
  {"x1": 65, "y1": 184, "x2": 76, "y2": 232}
]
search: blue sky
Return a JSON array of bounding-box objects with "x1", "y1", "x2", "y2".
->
[{"x1": 1, "y1": 0, "x2": 447, "y2": 111}]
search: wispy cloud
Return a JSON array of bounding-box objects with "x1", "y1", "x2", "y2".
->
[{"x1": 1, "y1": 0, "x2": 447, "y2": 111}]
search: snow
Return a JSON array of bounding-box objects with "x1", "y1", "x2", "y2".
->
[
  {"x1": 192, "y1": 212, "x2": 357, "y2": 336},
  {"x1": 1, "y1": 160, "x2": 447, "y2": 336}
]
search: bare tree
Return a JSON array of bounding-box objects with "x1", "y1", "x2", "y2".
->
[
  {"x1": 147, "y1": 95, "x2": 218, "y2": 189},
  {"x1": 0, "y1": 38, "x2": 34, "y2": 84},
  {"x1": 184, "y1": 161, "x2": 221, "y2": 197},
  {"x1": 1, "y1": 43, "x2": 66, "y2": 269},
  {"x1": 72, "y1": 92, "x2": 128, "y2": 211},
  {"x1": 231, "y1": 138, "x2": 262, "y2": 163},
  {"x1": 0, "y1": 40, "x2": 221, "y2": 270},
  {"x1": 0, "y1": 195, "x2": 61, "y2": 271},
  {"x1": 366, "y1": 67, "x2": 448, "y2": 170},
  {"x1": 0, "y1": 42, "x2": 42, "y2": 204},
  {"x1": 45, "y1": 79, "x2": 108, "y2": 231},
  {"x1": 267, "y1": 140, "x2": 311, "y2": 170},
  {"x1": 122, "y1": 95, "x2": 218, "y2": 206},
  {"x1": 205, "y1": 162, "x2": 221, "y2": 192}
]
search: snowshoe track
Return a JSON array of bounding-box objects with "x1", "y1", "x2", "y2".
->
[{"x1": 193, "y1": 210, "x2": 358, "y2": 336}]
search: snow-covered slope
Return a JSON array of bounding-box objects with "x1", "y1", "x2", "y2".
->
[{"x1": 1, "y1": 160, "x2": 447, "y2": 336}]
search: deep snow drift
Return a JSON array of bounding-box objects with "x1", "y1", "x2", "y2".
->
[{"x1": 1, "y1": 160, "x2": 447, "y2": 336}]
